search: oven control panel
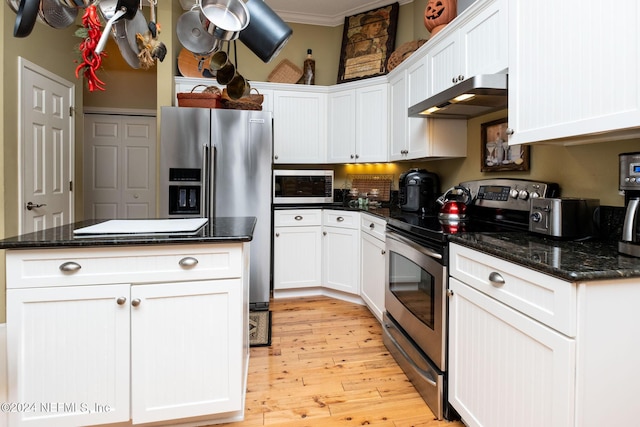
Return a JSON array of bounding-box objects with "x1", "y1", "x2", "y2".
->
[{"x1": 460, "y1": 179, "x2": 560, "y2": 211}]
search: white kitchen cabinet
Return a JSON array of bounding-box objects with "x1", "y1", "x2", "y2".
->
[
  {"x1": 360, "y1": 213, "x2": 386, "y2": 322},
  {"x1": 388, "y1": 54, "x2": 467, "y2": 161},
  {"x1": 425, "y1": 0, "x2": 507, "y2": 97},
  {"x1": 6, "y1": 244, "x2": 248, "y2": 427},
  {"x1": 507, "y1": 0, "x2": 640, "y2": 145},
  {"x1": 322, "y1": 210, "x2": 360, "y2": 295},
  {"x1": 327, "y1": 79, "x2": 388, "y2": 163},
  {"x1": 273, "y1": 209, "x2": 323, "y2": 292},
  {"x1": 273, "y1": 88, "x2": 327, "y2": 163},
  {"x1": 448, "y1": 242, "x2": 640, "y2": 427}
]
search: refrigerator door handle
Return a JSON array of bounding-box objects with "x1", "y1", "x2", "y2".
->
[
  {"x1": 208, "y1": 145, "x2": 217, "y2": 218},
  {"x1": 203, "y1": 144, "x2": 210, "y2": 218}
]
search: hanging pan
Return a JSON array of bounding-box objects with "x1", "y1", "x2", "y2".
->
[
  {"x1": 13, "y1": 0, "x2": 40, "y2": 37},
  {"x1": 177, "y1": 8, "x2": 219, "y2": 56},
  {"x1": 199, "y1": 0, "x2": 249, "y2": 42},
  {"x1": 39, "y1": 0, "x2": 78, "y2": 29},
  {"x1": 95, "y1": 0, "x2": 138, "y2": 54}
]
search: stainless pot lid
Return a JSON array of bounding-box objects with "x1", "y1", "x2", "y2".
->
[{"x1": 176, "y1": 9, "x2": 218, "y2": 56}]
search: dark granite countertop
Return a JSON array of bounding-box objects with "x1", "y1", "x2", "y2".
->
[
  {"x1": 448, "y1": 232, "x2": 640, "y2": 282},
  {"x1": 0, "y1": 217, "x2": 256, "y2": 249}
]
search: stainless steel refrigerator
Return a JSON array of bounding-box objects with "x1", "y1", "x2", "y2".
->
[{"x1": 159, "y1": 106, "x2": 273, "y2": 310}]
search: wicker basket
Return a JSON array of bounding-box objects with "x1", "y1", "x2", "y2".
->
[
  {"x1": 267, "y1": 59, "x2": 303, "y2": 83},
  {"x1": 387, "y1": 39, "x2": 428, "y2": 71},
  {"x1": 220, "y1": 88, "x2": 263, "y2": 110},
  {"x1": 177, "y1": 84, "x2": 222, "y2": 108}
]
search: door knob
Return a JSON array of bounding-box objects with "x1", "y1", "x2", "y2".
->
[{"x1": 26, "y1": 202, "x2": 47, "y2": 210}]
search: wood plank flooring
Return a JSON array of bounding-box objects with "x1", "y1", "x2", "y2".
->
[{"x1": 216, "y1": 296, "x2": 465, "y2": 427}]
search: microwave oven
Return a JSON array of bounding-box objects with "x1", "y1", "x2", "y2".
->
[{"x1": 273, "y1": 170, "x2": 334, "y2": 204}]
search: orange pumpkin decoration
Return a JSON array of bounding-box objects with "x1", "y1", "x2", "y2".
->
[{"x1": 424, "y1": 0, "x2": 457, "y2": 36}]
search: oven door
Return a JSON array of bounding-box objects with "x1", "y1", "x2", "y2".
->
[{"x1": 385, "y1": 230, "x2": 446, "y2": 371}]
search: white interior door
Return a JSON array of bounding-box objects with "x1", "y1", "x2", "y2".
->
[
  {"x1": 83, "y1": 114, "x2": 156, "y2": 219},
  {"x1": 19, "y1": 58, "x2": 74, "y2": 233}
]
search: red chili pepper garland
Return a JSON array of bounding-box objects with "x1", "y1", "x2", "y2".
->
[{"x1": 75, "y1": 5, "x2": 106, "y2": 92}]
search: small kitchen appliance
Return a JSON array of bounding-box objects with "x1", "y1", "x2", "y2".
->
[
  {"x1": 529, "y1": 197, "x2": 600, "y2": 239},
  {"x1": 398, "y1": 168, "x2": 440, "y2": 214},
  {"x1": 619, "y1": 152, "x2": 640, "y2": 257},
  {"x1": 272, "y1": 170, "x2": 334, "y2": 205}
]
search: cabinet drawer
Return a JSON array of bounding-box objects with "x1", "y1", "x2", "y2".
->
[
  {"x1": 449, "y1": 243, "x2": 576, "y2": 336},
  {"x1": 361, "y1": 213, "x2": 386, "y2": 241},
  {"x1": 323, "y1": 210, "x2": 359, "y2": 229},
  {"x1": 274, "y1": 209, "x2": 322, "y2": 226},
  {"x1": 6, "y1": 244, "x2": 244, "y2": 288}
]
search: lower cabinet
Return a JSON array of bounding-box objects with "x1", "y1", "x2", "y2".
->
[
  {"x1": 273, "y1": 209, "x2": 323, "y2": 291},
  {"x1": 322, "y1": 210, "x2": 360, "y2": 295},
  {"x1": 360, "y1": 213, "x2": 386, "y2": 322},
  {"x1": 6, "y1": 244, "x2": 247, "y2": 427}
]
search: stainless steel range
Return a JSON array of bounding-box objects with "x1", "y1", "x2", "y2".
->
[{"x1": 382, "y1": 178, "x2": 560, "y2": 420}]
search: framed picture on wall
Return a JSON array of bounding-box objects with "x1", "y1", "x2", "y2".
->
[
  {"x1": 481, "y1": 118, "x2": 530, "y2": 172},
  {"x1": 336, "y1": 3, "x2": 399, "y2": 84}
]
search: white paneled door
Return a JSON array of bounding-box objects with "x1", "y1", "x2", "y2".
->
[
  {"x1": 19, "y1": 58, "x2": 75, "y2": 234},
  {"x1": 83, "y1": 114, "x2": 156, "y2": 219}
]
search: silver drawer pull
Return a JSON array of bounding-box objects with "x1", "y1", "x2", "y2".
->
[
  {"x1": 179, "y1": 257, "x2": 199, "y2": 268},
  {"x1": 116, "y1": 297, "x2": 127, "y2": 305},
  {"x1": 59, "y1": 261, "x2": 81, "y2": 273},
  {"x1": 294, "y1": 215, "x2": 303, "y2": 221},
  {"x1": 489, "y1": 271, "x2": 505, "y2": 286},
  {"x1": 369, "y1": 223, "x2": 375, "y2": 229},
  {"x1": 337, "y1": 217, "x2": 344, "y2": 222}
]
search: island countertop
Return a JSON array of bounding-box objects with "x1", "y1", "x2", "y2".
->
[{"x1": 0, "y1": 217, "x2": 256, "y2": 249}]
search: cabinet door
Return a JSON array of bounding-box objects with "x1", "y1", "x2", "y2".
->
[
  {"x1": 508, "y1": 0, "x2": 640, "y2": 144},
  {"x1": 388, "y1": 70, "x2": 408, "y2": 161},
  {"x1": 273, "y1": 91, "x2": 327, "y2": 163},
  {"x1": 7, "y1": 285, "x2": 130, "y2": 427},
  {"x1": 327, "y1": 89, "x2": 356, "y2": 163},
  {"x1": 449, "y1": 278, "x2": 575, "y2": 427},
  {"x1": 406, "y1": 57, "x2": 431, "y2": 160},
  {"x1": 426, "y1": 34, "x2": 459, "y2": 97},
  {"x1": 356, "y1": 84, "x2": 388, "y2": 162},
  {"x1": 273, "y1": 225, "x2": 322, "y2": 289},
  {"x1": 322, "y1": 226, "x2": 360, "y2": 295},
  {"x1": 131, "y1": 279, "x2": 243, "y2": 424},
  {"x1": 360, "y1": 232, "x2": 386, "y2": 322}
]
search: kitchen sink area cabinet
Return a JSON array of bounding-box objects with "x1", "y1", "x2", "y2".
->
[
  {"x1": 448, "y1": 242, "x2": 640, "y2": 427},
  {"x1": 360, "y1": 213, "x2": 386, "y2": 322},
  {"x1": 327, "y1": 78, "x2": 388, "y2": 163},
  {"x1": 272, "y1": 88, "x2": 327, "y2": 164},
  {"x1": 273, "y1": 209, "x2": 323, "y2": 294},
  {"x1": 5, "y1": 243, "x2": 248, "y2": 427},
  {"x1": 322, "y1": 210, "x2": 361, "y2": 296},
  {"x1": 507, "y1": 0, "x2": 640, "y2": 145}
]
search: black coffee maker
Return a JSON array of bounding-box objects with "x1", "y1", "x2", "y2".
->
[{"x1": 398, "y1": 168, "x2": 440, "y2": 214}]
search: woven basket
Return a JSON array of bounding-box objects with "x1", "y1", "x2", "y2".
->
[
  {"x1": 221, "y1": 88, "x2": 263, "y2": 110},
  {"x1": 177, "y1": 85, "x2": 222, "y2": 108},
  {"x1": 387, "y1": 39, "x2": 428, "y2": 71},
  {"x1": 267, "y1": 59, "x2": 303, "y2": 83}
]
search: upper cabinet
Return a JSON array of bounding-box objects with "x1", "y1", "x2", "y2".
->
[
  {"x1": 327, "y1": 78, "x2": 388, "y2": 163},
  {"x1": 507, "y1": 0, "x2": 640, "y2": 145},
  {"x1": 425, "y1": 0, "x2": 508, "y2": 97}
]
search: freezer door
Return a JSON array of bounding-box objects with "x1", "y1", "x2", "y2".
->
[
  {"x1": 159, "y1": 107, "x2": 210, "y2": 218},
  {"x1": 211, "y1": 110, "x2": 273, "y2": 306}
]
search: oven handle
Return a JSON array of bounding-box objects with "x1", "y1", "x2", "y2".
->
[
  {"x1": 386, "y1": 231, "x2": 443, "y2": 260},
  {"x1": 384, "y1": 320, "x2": 438, "y2": 387}
]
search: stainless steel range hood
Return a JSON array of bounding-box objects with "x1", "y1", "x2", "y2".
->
[{"x1": 408, "y1": 74, "x2": 508, "y2": 119}]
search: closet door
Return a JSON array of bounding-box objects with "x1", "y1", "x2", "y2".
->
[{"x1": 84, "y1": 114, "x2": 156, "y2": 219}]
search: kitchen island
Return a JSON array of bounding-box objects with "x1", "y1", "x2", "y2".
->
[{"x1": 1, "y1": 217, "x2": 255, "y2": 427}]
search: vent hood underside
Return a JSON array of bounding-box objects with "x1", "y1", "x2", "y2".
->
[{"x1": 408, "y1": 74, "x2": 508, "y2": 120}]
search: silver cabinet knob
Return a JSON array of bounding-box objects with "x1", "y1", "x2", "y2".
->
[
  {"x1": 59, "y1": 261, "x2": 81, "y2": 273},
  {"x1": 355, "y1": 154, "x2": 359, "y2": 159},
  {"x1": 350, "y1": 154, "x2": 355, "y2": 159},
  {"x1": 337, "y1": 217, "x2": 344, "y2": 222},
  {"x1": 294, "y1": 215, "x2": 303, "y2": 221},
  {"x1": 447, "y1": 289, "x2": 454, "y2": 297},
  {"x1": 458, "y1": 75, "x2": 465, "y2": 81},
  {"x1": 369, "y1": 223, "x2": 375, "y2": 229},
  {"x1": 381, "y1": 250, "x2": 386, "y2": 255},
  {"x1": 179, "y1": 257, "x2": 199, "y2": 268},
  {"x1": 131, "y1": 298, "x2": 141, "y2": 307},
  {"x1": 506, "y1": 128, "x2": 514, "y2": 136},
  {"x1": 489, "y1": 272, "x2": 505, "y2": 286},
  {"x1": 323, "y1": 231, "x2": 327, "y2": 236},
  {"x1": 274, "y1": 155, "x2": 279, "y2": 160},
  {"x1": 452, "y1": 77, "x2": 457, "y2": 83},
  {"x1": 116, "y1": 297, "x2": 127, "y2": 305},
  {"x1": 275, "y1": 232, "x2": 280, "y2": 237}
]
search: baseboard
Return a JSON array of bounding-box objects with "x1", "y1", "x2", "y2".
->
[
  {"x1": 1, "y1": 323, "x2": 6, "y2": 426},
  {"x1": 273, "y1": 287, "x2": 365, "y2": 306}
]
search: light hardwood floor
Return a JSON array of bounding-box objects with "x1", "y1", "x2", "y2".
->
[{"x1": 217, "y1": 296, "x2": 465, "y2": 427}]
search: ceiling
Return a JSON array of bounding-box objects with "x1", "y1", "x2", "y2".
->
[
  {"x1": 264, "y1": 0, "x2": 412, "y2": 26},
  {"x1": 180, "y1": 0, "x2": 412, "y2": 27}
]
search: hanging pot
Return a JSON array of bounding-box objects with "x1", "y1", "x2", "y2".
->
[
  {"x1": 437, "y1": 186, "x2": 472, "y2": 223},
  {"x1": 13, "y1": 0, "x2": 40, "y2": 37},
  {"x1": 199, "y1": 0, "x2": 249, "y2": 41},
  {"x1": 95, "y1": 0, "x2": 138, "y2": 54},
  {"x1": 239, "y1": 0, "x2": 293, "y2": 63},
  {"x1": 39, "y1": 0, "x2": 78, "y2": 29}
]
